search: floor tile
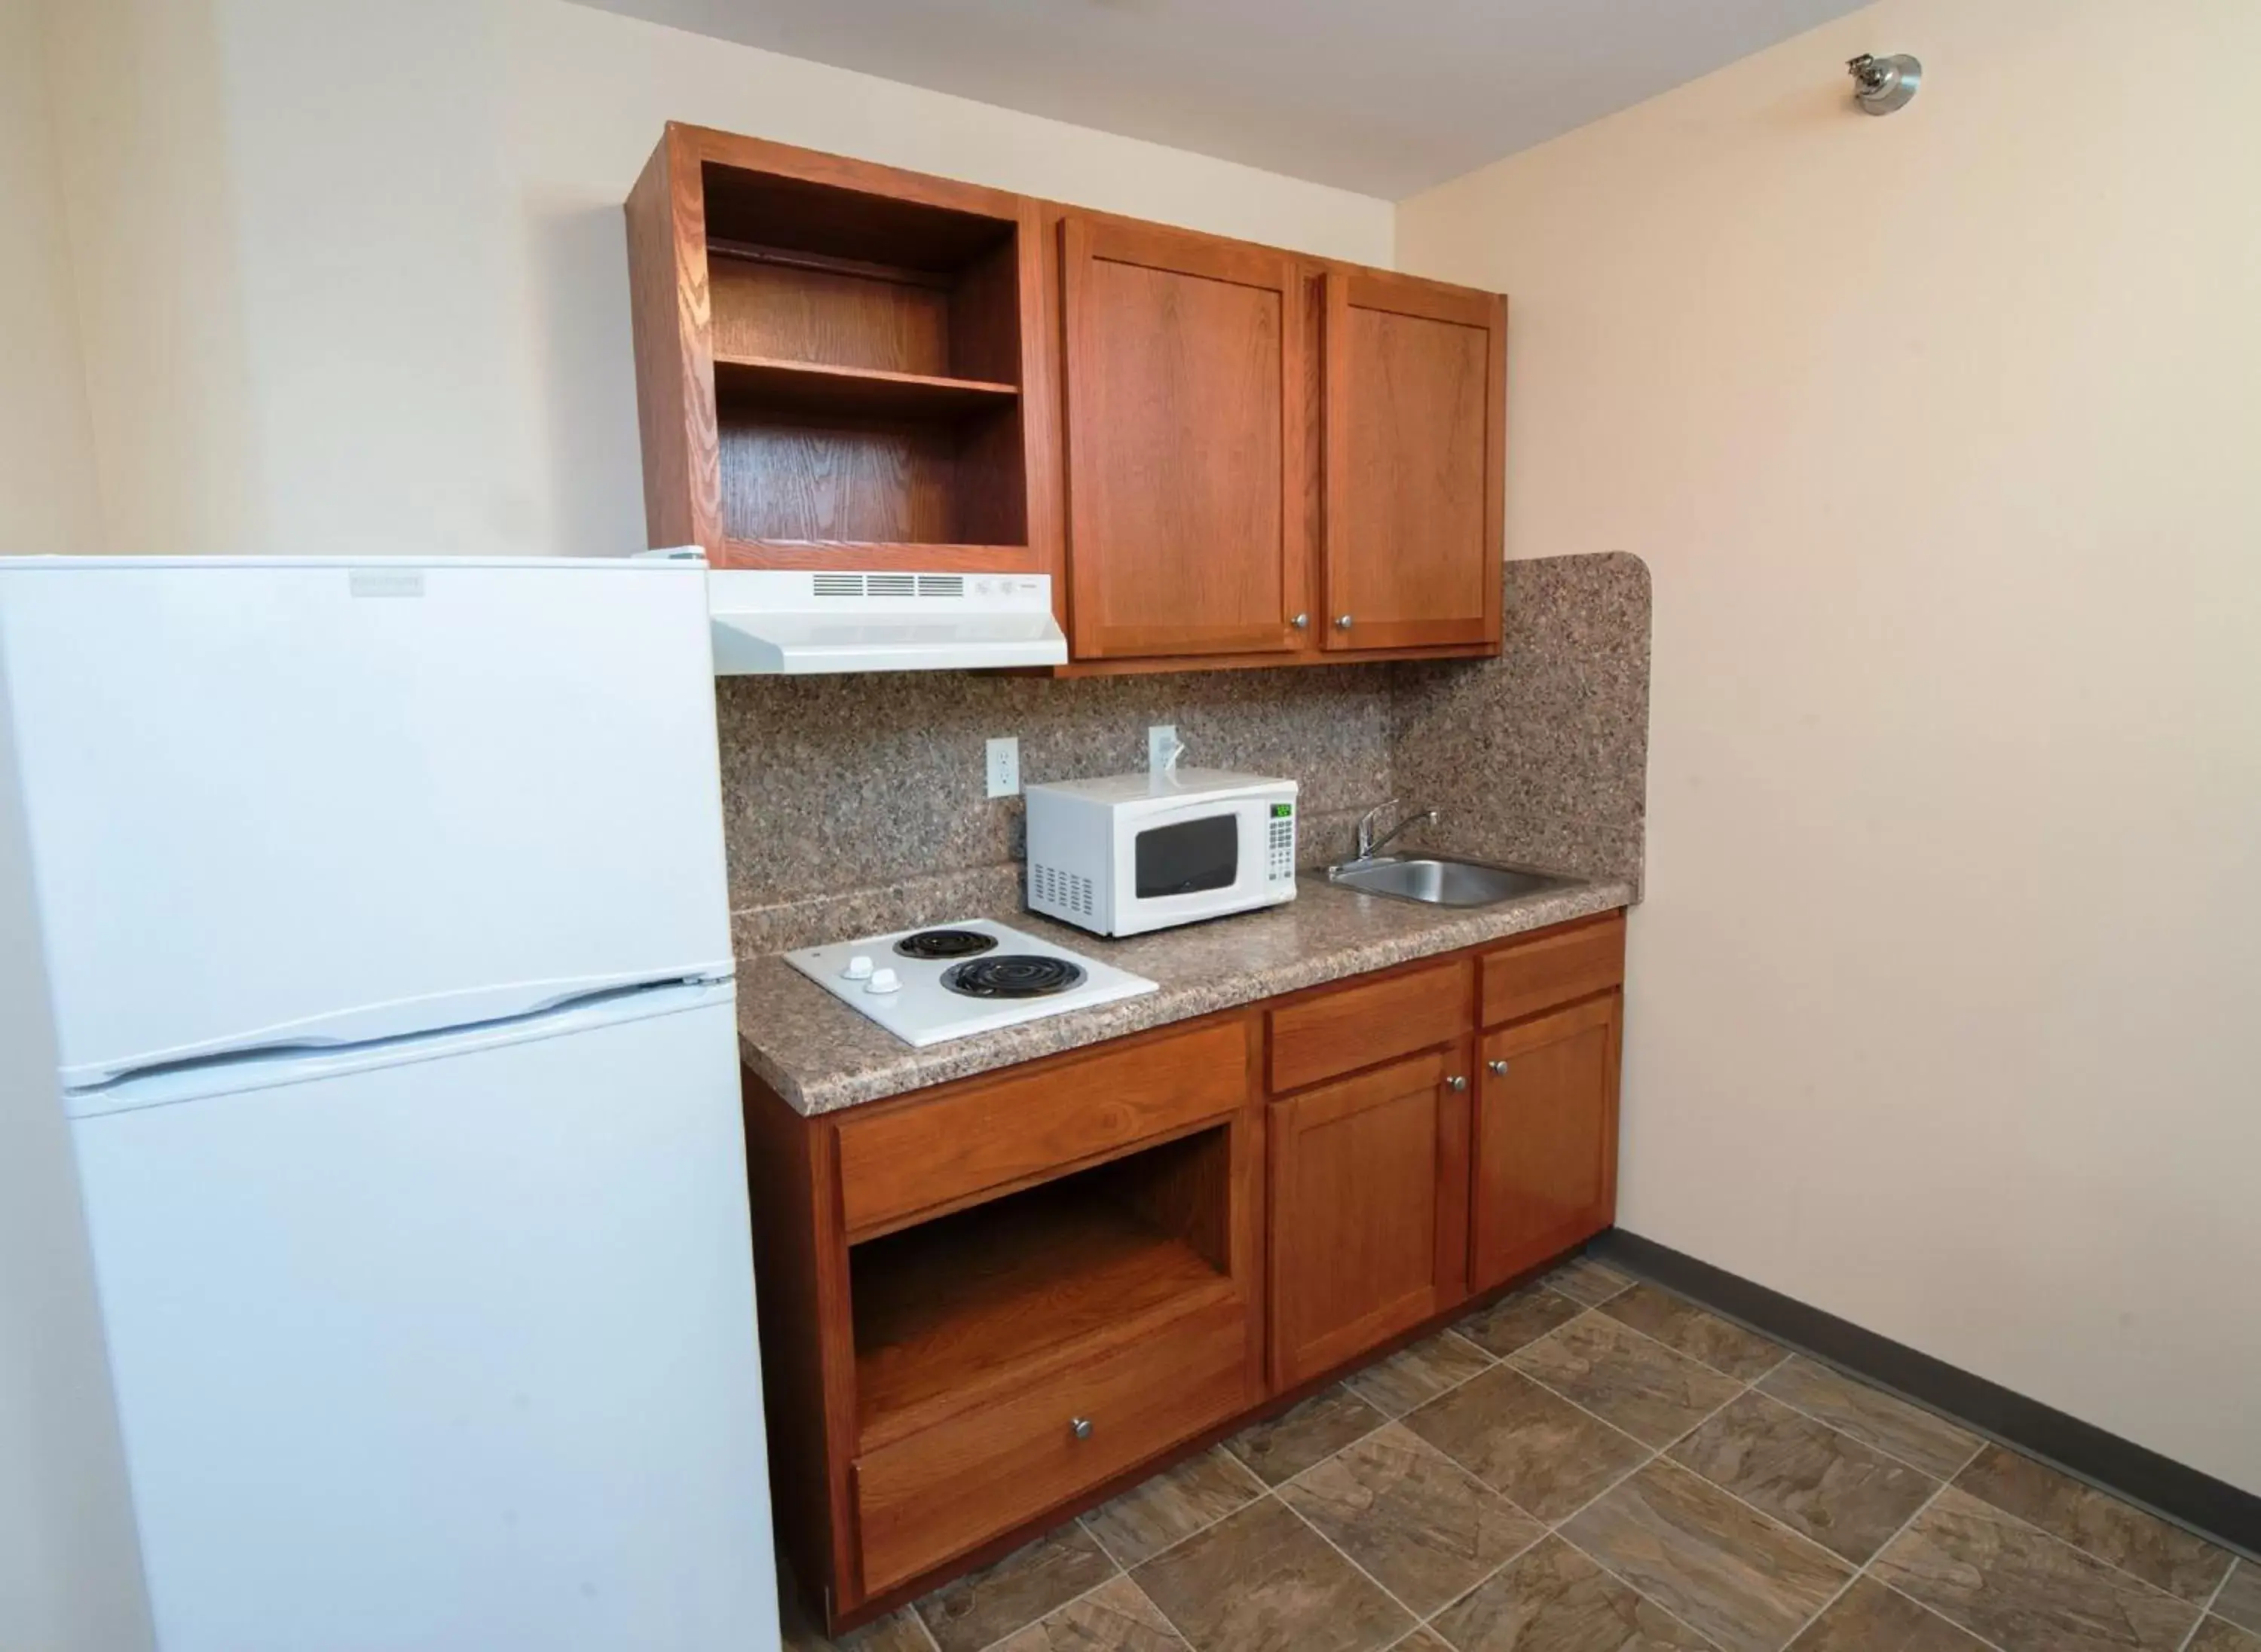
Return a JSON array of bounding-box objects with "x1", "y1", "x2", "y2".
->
[
  {"x1": 1756, "y1": 1360, "x2": 1979, "y2": 1479},
  {"x1": 1599, "y1": 1285, "x2": 1788, "y2": 1382},
  {"x1": 994, "y1": 1575, "x2": 1188, "y2": 1652},
  {"x1": 1871, "y1": 1485, "x2": 2199, "y2": 1651},
  {"x1": 1460, "y1": 1286, "x2": 1589, "y2": 1360},
  {"x1": 1403, "y1": 1365, "x2": 1653, "y2": 1523},
  {"x1": 915, "y1": 1522, "x2": 1118, "y2": 1652},
  {"x1": 2218, "y1": 1562, "x2": 2261, "y2": 1635},
  {"x1": 1348, "y1": 1330, "x2": 1497, "y2": 1418},
  {"x1": 1952, "y1": 1444, "x2": 2235, "y2": 1602},
  {"x1": 783, "y1": 1597, "x2": 935, "y2": 1652},
  {"x1": 1546, "y1": 1257, "x2": 1636, "y2": 1307},
  {"x1": 1510, "y1": 1315, "x2": 1745, "y2": 1449},
  {"x1": 1082, "y1": 1448, "x2": 1265, "y2": 1567},
  {"x1": 2192, "y1": 1617, "x2": 2261, "y2": 1652},
  {"x1": 1785, "y1": 1577, "x2": 1987, "y2": 1650},
  {"x1": 1279, "y1": 1423, "x2": 1546, "y2": 1617},
  {"x1": 1131, "y1": 1496, "x2": 1413, "y2": 1652},
  {"x1": 1560, "y1": 1458, "x2": 1853, "y2": 1652},
  {"x1": 1225, "y1": 1384, "x2": 1389, "y2": 1486},
  {"x1": 1669, "y1": 1390, "x2": 1939, "y2": 1565},
  {"x1": 1430, "y1": 1534, "x2": 1713, "y2": 1651}
]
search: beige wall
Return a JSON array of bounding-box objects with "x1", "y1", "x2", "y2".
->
[
  {"x1": 0, "y1": 7, "x2": 152, "y2": 1649},
  {"x1": 1400, "y1": 0, "x2": 2261, "y2": 1493},
  {"x1": 26, "y1": 0, "x2": 1391, "y2": 559},
  {"x1": 0, "y1": 0, "x2": 101, "y2": 553}
]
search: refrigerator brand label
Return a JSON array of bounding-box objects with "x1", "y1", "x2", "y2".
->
[{"x1": 348, "y1": 570, "x2": 426, "y2": 599}]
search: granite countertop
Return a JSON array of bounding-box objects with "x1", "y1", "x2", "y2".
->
[{"x1": 736, "y1": 873, "x2": 1635, "y2": 1116}]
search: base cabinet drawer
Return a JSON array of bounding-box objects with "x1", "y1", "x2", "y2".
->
[
  {"x1": 1269, "y1": 958, "x2": 1470, "y2": 1092},
  {"x1": 1480, "y1": 913, "x2": 1624, "y2": 1027},
  {"x1": 852, "y1": 1295, "x2": 1251, "y2": 1595},
  {"x1": 837, "y1": 1018, "x2": 1251, "y2": 1238}
]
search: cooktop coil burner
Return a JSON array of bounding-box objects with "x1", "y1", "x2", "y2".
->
[
  {"x1": 892, "y1": 928, "x2": 1000, "y2": 961},
  {"x1": 941, "y1": 955, "x2": 1089, "y2": 999}
]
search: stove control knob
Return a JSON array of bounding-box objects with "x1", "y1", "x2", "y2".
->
[
  {"x1": 841, "y1": 955, "x2": 874, "y2": 980},
  {"x1": 865, "y1": 968, "x2": 902, "y2": 995}
]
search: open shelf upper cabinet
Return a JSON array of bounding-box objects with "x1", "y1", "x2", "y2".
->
[
  {"x1": 625, "y1": 125, "x2": 1057, "y2": 575},
  {"x1": 625, "y1": 124, "x2": 1506, "y2": 672}
]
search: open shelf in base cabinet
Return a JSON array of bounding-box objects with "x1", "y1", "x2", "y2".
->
[
  {"x1": 848, "y1": 1127, "x2": 1237, "y2": 1450},
  {"x1": 626, "y1": 127, "x2": 1051, "y2": 577}
]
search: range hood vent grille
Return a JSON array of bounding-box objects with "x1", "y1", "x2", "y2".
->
[{"x1": 808, "y1": 573, "x2": 970, "y2": 600}]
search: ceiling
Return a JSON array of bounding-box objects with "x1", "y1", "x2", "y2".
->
[{"x1": 574, "y1": 0, "x2": 1868, "y2": 198}]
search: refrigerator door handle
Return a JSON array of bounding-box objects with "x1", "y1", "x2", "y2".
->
[{"x1": 63, "y1": 976, "x2": 736, "y2": 1120}]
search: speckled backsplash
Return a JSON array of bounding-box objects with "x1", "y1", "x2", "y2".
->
[
  {"x1": 718, "y1": 552, "x2": 1649, "y2": 953},
  {"x1": 1391, "y1": 551, "x2": 1651, "y2": 886}
]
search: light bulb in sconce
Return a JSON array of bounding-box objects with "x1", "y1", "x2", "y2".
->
[{"x1": 1847, "y1": 52, "x2": 1922, "y2": 115}]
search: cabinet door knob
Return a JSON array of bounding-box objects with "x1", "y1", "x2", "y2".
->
[
  {"x1": 1335, "y1": 613, "x2": 1354, "y2": 630},
  {"x1": 1445, "y1": 1075, "x2": 1467, "y2": 1092},
  {"x1": 1069, "y1": 1417, "x2": 1094, "y2": 1441},
  {"x1": 1488, "y1": 1059, "x2": 1509, "y2": 1076},
  {"x1": 1291, "y1": 612, "x2": 1310, "y2": 629}
]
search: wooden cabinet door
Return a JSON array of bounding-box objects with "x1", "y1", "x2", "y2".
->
[
  {"x1": 1060, "y1": 216, "x2": 1311, "y2": 660},
  {"x1": 1321, "y1": 269, "x2": 1504, "y2": 652},
  {"x1": 1269, "y1": 1045, "x2": 1472, "y2": 1387},
  {"x1": 1470, "y1": 994, "x2": 1621, "y2": 1293}
]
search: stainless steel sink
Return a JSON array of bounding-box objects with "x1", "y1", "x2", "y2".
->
[{"x1": 1326, "y1": 854, "x2": 1567, "y2": 908}]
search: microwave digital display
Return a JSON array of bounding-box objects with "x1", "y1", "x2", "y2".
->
[{"x1": 1134, "y1": 815, "x2": 1238, "y2": 898}]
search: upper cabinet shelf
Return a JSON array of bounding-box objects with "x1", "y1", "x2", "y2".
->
[
  {"x1": 625, "y1": 126, "x2": 1052, "y2": 572},
  {"x1": 711, "y1": 356, "x2": 1020, "y2": 421},
  {"x1": 624, "y1": 124, "x2": 1504, "y2": 670}
]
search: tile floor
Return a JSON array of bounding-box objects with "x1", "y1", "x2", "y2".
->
[{"x1": 782, "y1": 1253, "x2": 2260, "y2": 1652}]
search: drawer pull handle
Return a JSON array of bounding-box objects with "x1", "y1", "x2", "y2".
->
[
  {"x1": 1445, "y1": 1075, "x2": 1467, "y2": 1092},
  {"x1": 1488, "y1": 1059, "x2": 1510, "y2": 1077},
  {"x1": 1069, "y1": 1417, "x2": 1094, "y2": 1442}
]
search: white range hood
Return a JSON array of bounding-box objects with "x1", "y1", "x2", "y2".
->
[{"x1": 705, "y1": 568, "x2": 1067, "y2": 675}]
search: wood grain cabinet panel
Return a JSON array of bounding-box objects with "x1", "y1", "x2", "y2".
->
[
  {"x1": 1269, "y1": 1046, "x2": 1473, "y2": 1387},
  {"x1": 1268, "y1": 958, "x2": 1470, "y2": 1094},
  {"x1": 1479, "y1": 913, "x2": 1626, "y2": 1029},
  {"x1": 1470, "y1": 994, "x2": 1622, "y2": 1293},
  {"x1": 854, "y1": 1294, "x2": 1248, "y2": 1595},
  {"x1": 1321, "y1": 270, "x2": 1506, "y2": 653},
  {"x1": 836, "y1": 1017, "x2": 1250, "y2": 1240},
  {"x1": 1060, "y1": 217, "x2": 1311, "y2": 660}
]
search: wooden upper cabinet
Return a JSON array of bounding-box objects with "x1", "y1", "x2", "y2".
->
[
  {"x1": 623, "y1": 124, "x2": 1057, "y2": 574},
  {"x1": 1321, "y1": 269, "x2": 1506, "y2": 652},
  {"x1": 1059, "y1": 216, "x2": 1311, "y2": 661},
  {"x1": 1470, "y1": 993, "x2": 1621, "y2": 1294},
  {"x1": 625, "y1": 129, "x2": 1506, "y2": 669}
]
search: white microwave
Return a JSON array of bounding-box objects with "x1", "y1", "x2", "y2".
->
[{"x1": 1024, "y1": 769, "x2": 1298, "y2": 938}]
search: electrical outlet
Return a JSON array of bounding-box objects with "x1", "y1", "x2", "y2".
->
[
  {"x1": 985, "y1": 736, "x2": 1020, "y2": 798},
  {"x1": 1148, "y1": 724, "x2": 1180, "y2": 773}
]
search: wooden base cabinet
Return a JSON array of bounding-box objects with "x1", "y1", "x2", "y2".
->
[
  {"x1": 745, "y1": 911, "x2": 1625, "y2": 1633},
  {"x1": 1269, "y1": 1045, "x2": 1473, "y2": 1387},
  {"x1": 1471, "y1": 993, "x2": 1623, "y2": 1293}
]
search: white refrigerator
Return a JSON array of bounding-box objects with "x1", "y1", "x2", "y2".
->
[{"x1": 0, "y1": 556, "x2": 779, "y2": 1651}]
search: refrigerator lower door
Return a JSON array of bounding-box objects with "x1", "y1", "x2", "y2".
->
[{"x1": 69, "y1": 986, "x2": 777, "y2": 1652}]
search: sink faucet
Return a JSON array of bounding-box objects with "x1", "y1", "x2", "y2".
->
[{"x1": 1354, "y1": 800, "x2": 1440, "y2": 863}]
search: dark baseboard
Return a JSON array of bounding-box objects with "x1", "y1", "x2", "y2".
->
[{"x1": 1589, "y1": 1228, "x2": 2261, "y2": 1560}]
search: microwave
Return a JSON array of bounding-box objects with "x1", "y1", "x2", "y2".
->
[{"x1": 1025, "y1": 769, "x2": 1298, "y2": 938}]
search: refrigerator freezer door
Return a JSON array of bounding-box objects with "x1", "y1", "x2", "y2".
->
[
  {"x1": 69, "y1": 988, "x2": 777, "y2": 1652},
  {"x1": 0, "y1": 558, "x2": 733, "y2": 1088}
]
